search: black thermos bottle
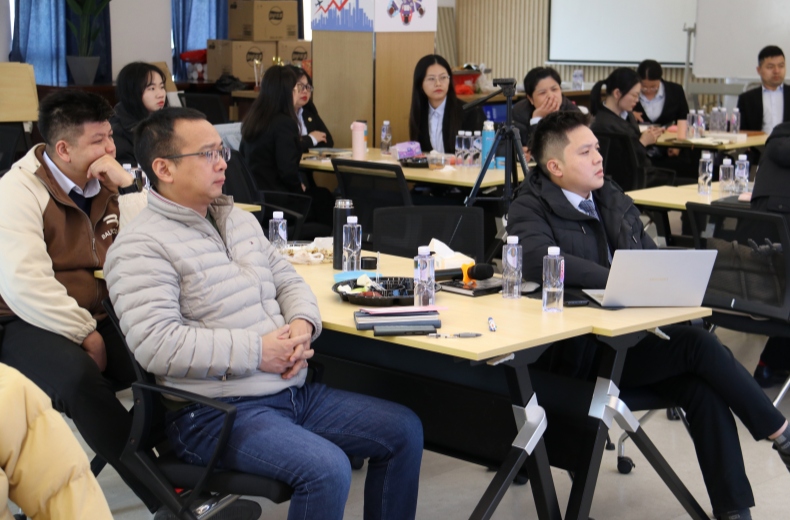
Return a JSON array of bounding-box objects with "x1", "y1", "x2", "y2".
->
[{"x1": 333, "y1": 199, "x2": 354, "y2": 270}]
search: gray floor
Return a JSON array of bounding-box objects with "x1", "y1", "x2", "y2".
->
[{"x1": 23, "y1": 327, "x2": 788, "y2": 520}]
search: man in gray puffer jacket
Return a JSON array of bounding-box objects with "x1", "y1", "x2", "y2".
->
[{"x1": 104, "y1": 108, "x2": 423, "y2": 520}]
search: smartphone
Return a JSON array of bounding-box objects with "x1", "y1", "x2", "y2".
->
[
  {"x1": 373, "y1": 325, "x2": 437, "y2": 336},
  {"x1": 564, "y1": 298, "x2": 589, "y2": 307}
]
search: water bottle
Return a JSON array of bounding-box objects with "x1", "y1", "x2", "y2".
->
[
  {"x1": 502, "y1": 236, "x2": 522, "y2": 299},
  {"x1": 542, "y1": 246, "x2": 564, "y2": 312},
  {"x1": 719, "y1": 158, "x2": 735, "y2": 194},
  {"x1": 472, "y1": 130, "x2": 482, "y2": 167},
  {"x1": 413, "y1": 245, "x2": 435, "y2": 306},
  {"x1": 333, "y1": 199, "x2": 353, "y2": 270},
  {"x1": 454, "y1": 130, "x2": 466, "y2": 165},
  {"x1": 735, "y1": 154, "x2": 750, "y2": 193},
  {"x1": 730, "y1": 108, "x2": 741, "y2": 134},
  {"x1": 463, "y1": 131, "x2": 473, "y2": 166},
  {"x1": 380, "y1": 120, "x2": 392, "y2": 155},
  {"x1": 342, "y1": 216, "x2": 361, "y2": 272},
  {"x1": 686, "y1": 110, "x2": 697, "y2": 139},
  {"x1": 698, "y1": 151, "x2": 713, "y2": 195},
  {"x1": 268, "y1": 211, "x2": 287, "y2": 253},
  {"x1": 481, "y1": 120, "x2": 495, "y2": 168},
  {"x1": 697, "y1": 108, "x2": 707, "y2": 135},
  {"x1": 712, "y1": 107, "x2": 725, "y2": 132}
]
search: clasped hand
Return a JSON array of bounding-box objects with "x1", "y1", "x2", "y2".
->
[{"x1": 259, "y1": 322, "x2": 314, "y2": 380}]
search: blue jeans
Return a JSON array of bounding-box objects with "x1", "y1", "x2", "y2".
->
[{"x1": 166, "y1": 383, "x2": 423, "y2": 520}]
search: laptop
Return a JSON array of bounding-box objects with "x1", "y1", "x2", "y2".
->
[{"x1": 582, "y1": 250, "x2": 717, "y2": 308}]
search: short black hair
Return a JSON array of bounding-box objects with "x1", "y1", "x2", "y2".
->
[
  {"x1": 116, "y1": 62, "x2": 168, "y2": 121},
  {"x1": 530, "y1": 111, "x2": 591, "y2": 173},
  {"x1": 523, "y1": 67, "x2": 562, "y2": 97},
  {"x1": 637, "y1": 59, "x2": 663, "y2": 81},
  {"x1": 38, "y1": 89, "x2": 113, "y2": 149},
  {"x1": 134, "y1": 107, "x2": 206, "y2": 189},
  {"x1": 759, "y1": 45, "x2": 785, "y2": 64}
]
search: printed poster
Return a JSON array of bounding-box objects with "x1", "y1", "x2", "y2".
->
[
  {"x1": 374, "y1": 1, "x2": 437, "y2": 32},
  {"x1": 311, "y1": 0, "x2": 375, "y2": 32}
]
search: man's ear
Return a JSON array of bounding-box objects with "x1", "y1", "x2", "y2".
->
[
  {"x1": 53, "y1": 140, "x2": 72, "y2": 163},
  {"x1": 545, "y1": 157, "x2": 563, "y2": 179},
  {"x1": 151, "y1": 158, "x2": 174, "y2": 186}
]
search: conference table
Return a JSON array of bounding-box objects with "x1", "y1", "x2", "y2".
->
[
  {"x1": 300, "y1": 149, "x2": 525, "y2": 189},
  {"x1": 294, "y1": 253, "x2": 711, "y2": 520},
  {"x1": 656, "y1": 131, "x2": 767, "y2": 151}
]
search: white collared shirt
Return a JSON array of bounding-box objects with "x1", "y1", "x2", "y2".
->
[
  {"x1": 639, "y1": 81, "x2": 666, "y2": 123},
  {"x1": 296, "y1": 107, "x2": 318, "y2": 146},
  {"x1": 43, "y1": 152, "x2": 101, "y2": 198},
  {"x1": 561, "y1": 188, "x2": 612, "y2": 262},
  {"x1": 762, "y1": 84, "x2": 785, "y2": 135},
  {"x1": 428, "y1": 98, "x2": 446, "y2": 153}
]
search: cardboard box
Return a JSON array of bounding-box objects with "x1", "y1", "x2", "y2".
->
[
  {"x1": 206, "y1": 39, "x2": 277, "y2": 82},
  {"x1": 229, "y1": 0, "x2": 298, "y2": 41},
  {"x1": 277, "y1": 40, "x2": 311, "y2": 66}
]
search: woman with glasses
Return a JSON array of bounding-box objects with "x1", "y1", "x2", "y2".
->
[
  {"x1": 110, "y1": 62, "x2": 168, "y2": 166},
  {"x1": 285, "y1": 65, "x2": 334, "y2": 153},
  {"x1": 408, "y1": 54, "x2": 484, "y2": 154},
  {"x1": 633, "y1": 60, "x2": 689, "y2": 127},
  {"x1": 240, "y1": 66, "x2": 334, "y2": 226}
]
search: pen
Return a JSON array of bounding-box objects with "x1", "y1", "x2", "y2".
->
[
  {"x1": 488, "y1": 317, "x2": 497, "y2": 332},
  {"x1": 428, "y1": 332, "x2": 483, "y2": 339}
]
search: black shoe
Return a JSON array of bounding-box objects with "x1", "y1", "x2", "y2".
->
[
  {"x1": 753, "y1": 362, "x2": 789, "y2": 388},
  {"x1": 153, "y1": 498, "x2": 261, "y2": 520},
  {"x1": 773, "y1": 443, "x2": 790, "y2": 474},
  {"x1": 717, "y1": 509, "x2": 752, "y2": 520}
]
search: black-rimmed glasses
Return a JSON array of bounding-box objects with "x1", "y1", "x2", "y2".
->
[{"x1": 163, "y1": 146, "x2": 231, "y2": 165}]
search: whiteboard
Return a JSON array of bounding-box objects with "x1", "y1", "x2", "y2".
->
[
  {"x1": 693, "y1": 0, "x2": 790, "y2": 79},
  {"x1": 549, "y1": 0, "x2": 696, "y2": 65}
]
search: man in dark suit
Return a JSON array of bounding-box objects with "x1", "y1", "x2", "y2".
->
[{"x1": 737, "y1": 45, "x2": 789, "y2": 133}]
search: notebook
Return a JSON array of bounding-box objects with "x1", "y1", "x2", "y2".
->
[{"x1": 582, "y1": 250, "x2": 717, "y2": 308}]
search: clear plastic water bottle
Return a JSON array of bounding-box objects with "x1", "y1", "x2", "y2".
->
[
  {"x1": 472, "y1": 130, "x2": 482, "y2": 167},
  {"x1": 413, "y1": 245, "x2": 435, "y2": 306},
  {"x1": 268, "y1": 211, "x2": 287, "y2": 253},
  {"x1": 380, "y1": 120, "x2": 392, "y2": 155},
  {"x1": 697, "y1": 108, "x2": 707, "y2": 135},
  {"x1": 463, "y1": 131, "x2": 473, "y2": 166},
  {"x1": 735, "y1": 154, "x2": 750, "y2": 193},
  {"x1": 698, "y1": 151, "x2": 713, "y2": 195},
  {"x1": 481, "y1": 120, "x2": 495, "y2": 168},
  {"x1": 502, "y1": 236, "x2": 522, "y2": 299},
  {"x1": 712, "y1": 107, "x2": 723, "y2": 132},
  {"x1": 342, "y1": 216, "x2": 361, "y2": 272},
  {"x1": 719, "y1": 158, "x2": 735, "y2": 194},
  {"x1": 542, "y1": 246, "x2": 564, "y2": 312},
  {"x1": 455, "y1": 130, "x2": 466, "y2": 165},
  {"x1": 687, "y1": 110, "x2": 697, "y2": 139},
  {"x1": 730, "y1": 108, "x2": 741, "y2": 134}
]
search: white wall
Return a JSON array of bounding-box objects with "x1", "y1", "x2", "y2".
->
[
  {"x1": 110, "y1": 0, "x2": 172, "y2": 80},
  {"x1": 0, "y1": 0, "x2": 11, "y2": 62}
]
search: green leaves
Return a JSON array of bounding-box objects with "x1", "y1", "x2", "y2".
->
[{"x1": 65, "y1": 0, "x2": 112, "y2": 57}]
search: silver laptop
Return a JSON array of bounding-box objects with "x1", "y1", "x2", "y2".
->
[{"x1": 582, "y1": 250, "x2": 717, "y2": 308}]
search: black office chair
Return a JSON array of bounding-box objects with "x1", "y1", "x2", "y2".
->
[
  {"x1": 183, "y1": 93, "x2": 229, "y2": 125},
  {"x1": 102, "y1": 299, "x2": 293, "y2": 520},
  {"x1": 372, "y1": 206, "x2": 485, "y2": 262},
  {"x1": 0, "y1": 122, "x2": 31, "y2": 176},
  {"x1": 687, "y1": 202, "x2": 790, "y2": 406},
  {"x1": 592, "y1": 131, "x2": 676, "y2": 191},
  {"x1": 331, "y1": 159, "x2": 413, "y2": 245}
]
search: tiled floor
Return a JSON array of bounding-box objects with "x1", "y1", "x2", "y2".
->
[{"x1": 19, "y1": 328, "x2": 790, "y2": 519}]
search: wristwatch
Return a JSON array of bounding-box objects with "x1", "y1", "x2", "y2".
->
[{"x1": 118, "y1": 168, "x2": 144, "y2": 195}]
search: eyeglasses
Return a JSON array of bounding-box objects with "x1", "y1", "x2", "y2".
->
[
  {"x1": 295, "y1": 83, "x2": 314, "y2": 93},
  {"x1": 641, "y1": 86, "x2": 660, "y2": 92},
  {"x1": 163, "y1": 146, "x2": 231, "y2": 165},
  {"x1": 424, "y1": 75, "x2": 451, "y2": 85}
]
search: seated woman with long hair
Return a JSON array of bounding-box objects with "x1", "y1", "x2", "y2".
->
[
  {"x1": 409, "y1": 54, "x2": 484, "y2": 154},
  {"x1": 110, "y1": 62, "x2": 167, "y2": 165},
  {"x1": 285, "y1": 65, "x2": 334, "y2": 153}
]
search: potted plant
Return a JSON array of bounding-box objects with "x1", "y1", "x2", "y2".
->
[{"x1": 66, "y1": 0, "x2": 111, "y2": 85}]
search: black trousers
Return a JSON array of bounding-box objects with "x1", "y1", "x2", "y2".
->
[
  {"x1": 619, "y1": 324, "x2": 786, "y2": 516},
  {"x1": 0, "y1": 317, "x2": 160, "y2": 512}
]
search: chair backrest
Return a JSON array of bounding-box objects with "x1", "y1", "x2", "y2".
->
[
  {"x1": 591, "y1": 130, "x2": 646, "y2": 191},
  {"x1": 224, "y1": 149, "x2": 260, "y2": 204},
  {"x1": 183, "y1": 93, "x2": 229, "y2": 125},
  {"x1": 686, "y1": 202, "x2": 790, "y2": 321},
  {"x1": 331, "y1": 158, "x2": 413, "y2": 243},
  {"x1": 372, "y1": 206, "x2": 486, "y2": 262},
  {"x1": 0, "y1": 123, "x2": 31, "y2": 175}
]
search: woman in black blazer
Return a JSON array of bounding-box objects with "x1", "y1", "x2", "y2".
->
[
  {"x1": 286, "y1": 65, "x2": 334, "y2": 153},
  {"x1": 633, "y1": 60, "x2": 689, "y2": 127},
  {"x1": 408, "y1": 54, "x2": 484, "y2": 154}
]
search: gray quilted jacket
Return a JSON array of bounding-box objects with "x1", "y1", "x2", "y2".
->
[{"x1": 104, "y1": 190, "x2": 321, "y2": 398}]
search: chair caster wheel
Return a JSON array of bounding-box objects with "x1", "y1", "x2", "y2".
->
[
  {"x1": 349, "y1": 455, "x2": 365, "y2": 470},
  {"x1": 513, "y1": 474, "x2": 529, "y2": 485},
  {"x1": 666, "y1": 408, "x2": 681, "y2": 421},
  {"x1": 605, "y1": 435, "x2": 615, "y2": 451},
  {"x1": 617, "y1": 456, "x2": 635, "y2": 474}
]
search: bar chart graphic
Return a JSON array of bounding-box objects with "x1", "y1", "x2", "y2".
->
[{"x1": 312, "y1": 0, "x2": 374, "y2": 32}]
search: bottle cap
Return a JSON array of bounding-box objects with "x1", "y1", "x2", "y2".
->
[
  {"x1": 464, "y1": 131, "x2": 472, "y2": 136},
  {"x1": 702, "y1": 151, "x2": 711, "y2": 158},
  {"x1": 689, "y1": 110, "x2": 696, "y2": 114},
  {"x1": 506, "y1": 236, "x2": 519, "y2": 245},
  {"x1": 273, "y1": 211, "x2": 284, "y2": 219},
  {"x1": 458, "y1": 130, "x2": 465, "y2": 136},
  {"x1": 346, "y1": 216, "x2": 358, "y2": 224},
  {"x1": 418, "y1": 245, "x2": 431, "y2": 256},
  {"x1": 547, "y1": 246, "x2": 560, "y2": 256},
  {"x1": 722, "y1": 158, "x2": 732, "y2": 165},
  {"x1": 733, "y1": 107, "x2": 739, "y2": 112},
  {"x1": 383, "y1": 120, "x2": 390, "y2": 125},
  {"x1": 335, "y1": 199, "x2": 353, "y2": 209},
  {"x1": 738, "y1": 154, "x2": 747, "y2": 160},
  {"x1": 473, "y1": 130, "x2": 481, "y2": 136},
  {"x1": 712, "y1": 107, "x2": 719, "y2": 111}
]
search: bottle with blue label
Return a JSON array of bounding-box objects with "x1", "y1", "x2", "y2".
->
[
  {"x1": 268, "y1": 211, "x2": 287, "y2": 253},
  {"x1": 413, "y1": 246, "x2": 435, "y2": 306},
  {"x1": 472, "y1": 130, "x2": 482, "y2": 167},
  {"x1": 481, "y1": 120, "x2": 495, "y2": 169},
  {"x1": 735, "y1": 154, "x2": 750, "y2": 193}
]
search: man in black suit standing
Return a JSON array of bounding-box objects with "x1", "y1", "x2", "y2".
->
[{"x1": 737, "y1": 46, "x2": 789, "y2": 134}]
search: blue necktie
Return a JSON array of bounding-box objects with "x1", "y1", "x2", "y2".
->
[{"x1": 578, "y1": 199, "x2": 612, "y2": 263}]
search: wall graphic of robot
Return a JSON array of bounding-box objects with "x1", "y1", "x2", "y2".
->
[{"x1": 387, "y1": 0, "x2": 425, "y2": 25}]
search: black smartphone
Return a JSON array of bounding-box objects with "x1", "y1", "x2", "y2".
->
[{"x1": 564, "y1": 298, "x2": 589, "y2": 307}]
